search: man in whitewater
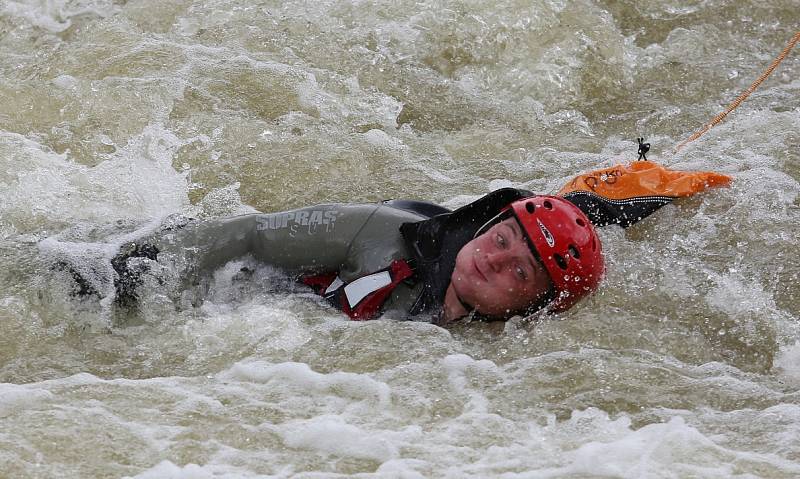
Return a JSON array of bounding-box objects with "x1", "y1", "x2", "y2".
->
[
  {"x1": 48, "y1": 160, "x2": 729, "y2": 324},
  {"x1": 81, "y1": 189, "x2": 602, "y2": 324}
]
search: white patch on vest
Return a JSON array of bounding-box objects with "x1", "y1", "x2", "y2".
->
[
  {"x1": 324, "y1": 276, "x2": 344, "y2": 295},
  {"x1": 344, "y1": 271, "x2": 392, "y2": 307},
  {"x1": 537, "y1": 218, "x2": 555, "y2": 247}
]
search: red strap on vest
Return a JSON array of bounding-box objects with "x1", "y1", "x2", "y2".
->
[
  {"x1": 300, "y1": 271, "x2": 338, "y2": 295},
  {"x1": 300, "y1": 260, "x2": 414, "y2": 321}
]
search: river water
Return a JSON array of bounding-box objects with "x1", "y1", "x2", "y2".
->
[{"x1": 1, "y1": 0, "x2": 799, "y2": 477}]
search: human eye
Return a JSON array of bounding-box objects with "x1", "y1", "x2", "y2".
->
[
  {"x1": 515, "y1": 264, "x2": 527, "y2": 281},
  {"x1": 495, "y1": 233, "x2": 507, "y2": 248}
]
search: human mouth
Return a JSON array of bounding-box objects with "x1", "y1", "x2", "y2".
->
[{"x1": 472, "y1": 255, "x2": 488, "y2": 282}]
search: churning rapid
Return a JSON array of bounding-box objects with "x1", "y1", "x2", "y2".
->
[{"x1": 1, "y1": 0, "x2": 799, "y2": 477}]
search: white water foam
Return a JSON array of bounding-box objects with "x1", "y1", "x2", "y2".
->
[
  {"x1": 0, "y1": 125, "x2": 189, "y2": 235},
  {"x1": 0, "y1": 382, "x2": 53, "y2": 418},
  {"x1": 2, "y1": 0, "x2": 120, "y2": 33},
  {"x1": 775, "y1": 341, "x2": 800, "y2": 385},
  {"x1": 220, "y1": 360, "x2": 391, "y2": 406}
]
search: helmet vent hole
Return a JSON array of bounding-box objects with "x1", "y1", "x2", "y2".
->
[
  {"x1": 554, "y1": 254, "x2": 568, "y2": 270},
  {"x1": 592, "y1": 239, "x2": 597, "y2": 251},
  {"x1": 568, "y1": 245, "x2": 581, "y2": 259},
  {"x1": 576, "y1": 218, "x2": 586, "y2": 227},
  {"x1": 543, "y1": 200, "x2": 553, "y2": 210},
  {"x1": 525, "y1": 202, "x2": 535, "y2": 213}
]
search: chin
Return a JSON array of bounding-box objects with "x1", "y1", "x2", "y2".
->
[{"x1": 451, "y1": 280, "x2": 475, "y2": 307}]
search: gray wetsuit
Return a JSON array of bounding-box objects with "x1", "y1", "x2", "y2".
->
[
  {"x1": 111, "y1": 203, "x2": 429, "y2": 317},
  {"x1": 50, "y1": 188, "x2": 538, "y2": 321}
]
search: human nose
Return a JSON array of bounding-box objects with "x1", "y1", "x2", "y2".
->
[{"x1": 485, "y1": 250, "x2": 512, "y2": 273}]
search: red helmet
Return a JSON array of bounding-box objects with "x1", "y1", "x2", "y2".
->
[{"x1": 507, "y1": 195, "x2": 604, "y2": 312}]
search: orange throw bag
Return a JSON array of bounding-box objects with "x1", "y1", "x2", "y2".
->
[{"x1": 557, "y1": 161, "x2": 732, "y2": 227}]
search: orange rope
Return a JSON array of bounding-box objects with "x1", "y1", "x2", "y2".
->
[{"x1": 675, "y1": 30, "x2": 800, "y2": 152}]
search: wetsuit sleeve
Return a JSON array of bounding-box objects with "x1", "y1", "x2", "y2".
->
[
  {"x1": 250, "y1": 204, "x2": 386, "y2": 274},
  {"x1": 337, "y1": 204, "x2": 426, "y2": 281},
  {"x1": 107, "y1": 203, "x2": 425, "y2": 312},
  {"x1": 140, "y1": 204, "x2": 382, "y2": 277}
]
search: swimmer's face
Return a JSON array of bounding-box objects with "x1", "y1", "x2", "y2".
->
[{"x1": 450, "y1": 217, "x2": 552, "y2": 318}]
